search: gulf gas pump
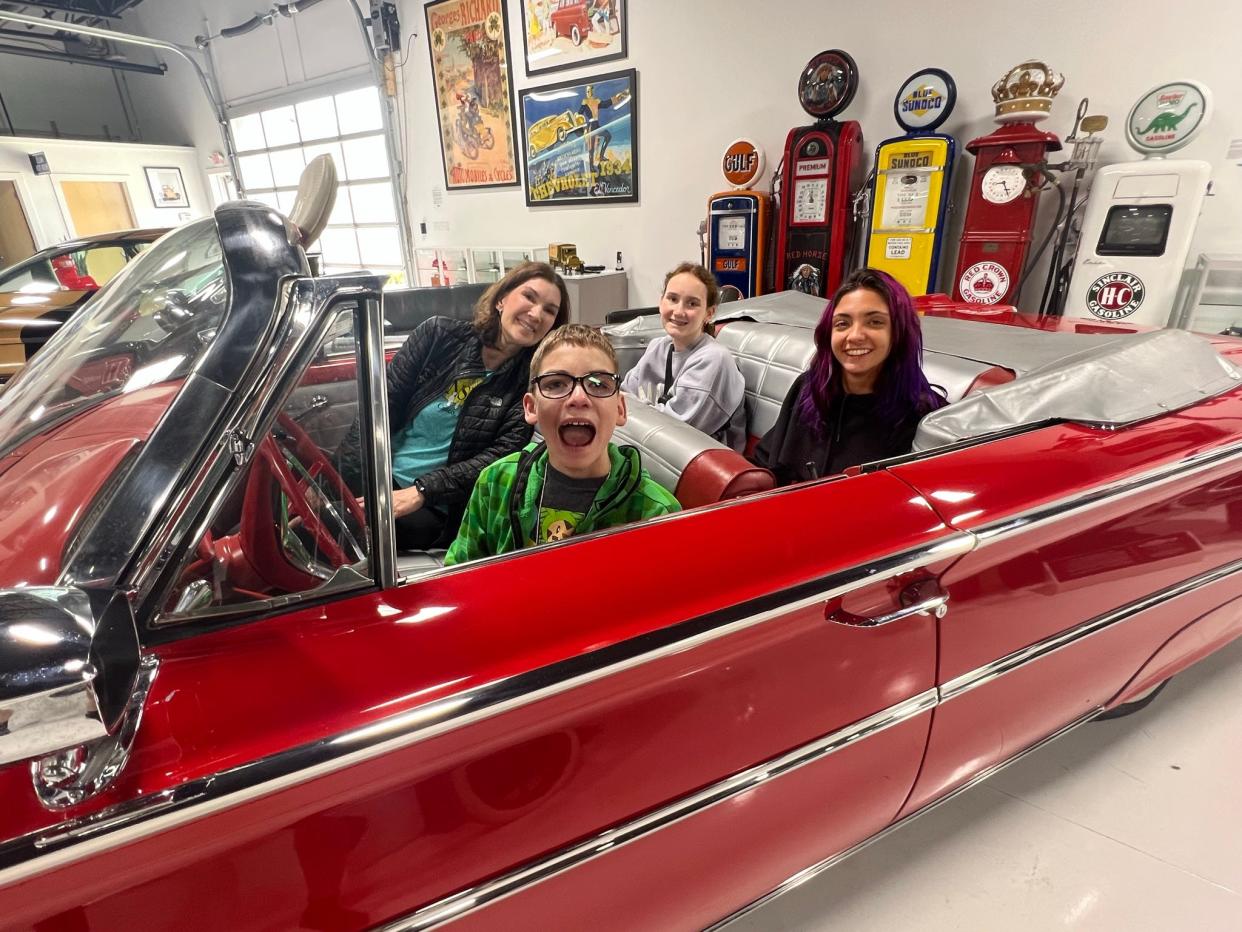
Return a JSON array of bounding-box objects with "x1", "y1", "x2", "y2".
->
[
  {"x1": 773, "y1": 49, "x2": 864, "y2": 298},
  {"x1": 707, "y1": 139, "x2": 769, "y2": 300},
  {"x1": 865, "y1": 68, "x2": 958, "y2": 296},
  {"x1": 1066, "y1": 81, "x2": 1214, "y2": 327},
  {"x1": 952, "y1": 61, "x2": 1064, "y2": 306}
]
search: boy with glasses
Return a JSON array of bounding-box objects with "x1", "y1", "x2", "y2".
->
[{"x1": 445, "y1": 324, "x2": 679, "y2": 564}]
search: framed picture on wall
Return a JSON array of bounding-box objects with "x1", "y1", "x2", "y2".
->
[
  {"x1": 521, "y1": 0, "x2": 627, "y2": 77},
  {"x1": 520, "y1": 68, "x2": 637, "y2": 207},
  {"x1": 143, "y1": 166, "x2": 189, "y2": 209},
  {"x1": 426, "y1": 0, "x2": 522, "y2": 190}
]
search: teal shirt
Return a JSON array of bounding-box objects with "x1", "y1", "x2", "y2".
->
[{"x1": 392, "y1": 372, "x2": 490, "y2": 487}]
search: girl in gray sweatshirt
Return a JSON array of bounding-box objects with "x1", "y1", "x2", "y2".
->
[{"x1": 621, "y1": 263, "x2": 747, "y2": 451}]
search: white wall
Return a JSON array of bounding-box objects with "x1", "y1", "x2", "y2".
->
[
  {"x1": 400, "y1": 0, "x2": 1242, "y2": 307},
  {"x1": 0, "y1": 136, "x2": 209, "y2": 246}
]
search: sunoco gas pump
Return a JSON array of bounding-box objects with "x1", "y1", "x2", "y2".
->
[
  {"x1": 772, "y1": 49, "x2": 864, "y2": 298},
  {"x1": 952, "y1": 61, "x2": 1064, "y2": 306},
  {"x1": 706, "y1": 139, "x2": 769, "y2": 300},
  {"x1": 865, "y1": 68, "x2": 958, "y2": 296},
  {"x1": 1065, "y1": 81, "x2": 1214, "y2": 326}
]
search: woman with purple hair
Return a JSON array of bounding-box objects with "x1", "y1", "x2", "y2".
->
[{"x1": 752, "y1": 268, "x2": 946, "y2": 485}]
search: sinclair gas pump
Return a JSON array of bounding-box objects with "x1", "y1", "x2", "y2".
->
[
  {"x1": 773, "y1": 49, "x2": 864, "y2": 298},
  {"x1": 866, "y1": 68, "x2": 958, "y2": 296},
  {"x1": 952, "y1": 61, "x2": 1064, "y2": 305},
  {"x1": 707, "y1": 139, "x2": 769, "y2": 299},
  {"x1": 1066, "y1": 81, "x2": 1214, "y2": 327}
]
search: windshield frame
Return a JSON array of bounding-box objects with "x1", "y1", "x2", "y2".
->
[{"x1": 33, "y1": 203, "x2": 311, "y2": 591}]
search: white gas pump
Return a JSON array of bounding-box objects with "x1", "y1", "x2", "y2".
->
[{"x1": 1066, "y1": 81, "x2": 1213, "y2": 326}]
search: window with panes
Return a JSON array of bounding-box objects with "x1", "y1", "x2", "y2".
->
[{"x1": 229, "y1": 86, "x2": 405, "y2": 286}]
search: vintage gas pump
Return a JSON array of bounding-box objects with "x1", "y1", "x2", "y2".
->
[
  {"x1": 1065, "y1": 81, "x2": 1214, "y2": 326},
  {"x1": 952, "y1": 61, "x2": 1064, "y2": 305},
  {"x1": 773, "y1": 49, "x2": 864, "y2": 298},
  {"x1": 706, "y1": 139, "x2": 769, "y2": 300},
  {"x1": 865, "y1": 68, "x2": 958, "y2": 296}
]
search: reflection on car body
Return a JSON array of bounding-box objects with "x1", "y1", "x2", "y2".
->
[
  {"x1": 0, "y1": 227, "x2": 168, "y2": 384},
  {"x1": 1, "y1": 204, "x2": 1242, "y2": 929}
]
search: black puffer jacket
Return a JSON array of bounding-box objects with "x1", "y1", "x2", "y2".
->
[{"x1": 341, "y1": 316, "x2": 535, "y2": 523}]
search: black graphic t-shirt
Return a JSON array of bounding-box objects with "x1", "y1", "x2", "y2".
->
[{"x1": 538, "y1": 465, "x2": 605, "y2": 543}]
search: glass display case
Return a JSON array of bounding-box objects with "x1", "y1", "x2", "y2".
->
[
  {"x1": 415, "y1": 246, "x2": 549, "y2": 286},
  {"x1": 414, "y1": 248, "x2": 468, "y2": 287}
]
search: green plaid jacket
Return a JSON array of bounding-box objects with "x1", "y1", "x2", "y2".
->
[{"x1": 444, "y1": 441, "x2": 680, "y2": 565}]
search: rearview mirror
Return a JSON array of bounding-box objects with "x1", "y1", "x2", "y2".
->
[{"x1": 0, "y1": 587, "x2": 149, "y2": 807}]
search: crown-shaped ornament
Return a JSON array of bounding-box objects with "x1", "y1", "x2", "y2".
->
[{"x1": 991, "y1": 60, "x2": 1064, "y2": 124}]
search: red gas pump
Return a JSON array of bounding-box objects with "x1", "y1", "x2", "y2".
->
[
  {"x1": 772, "y1": 50, "x2": 864, "y2": 299},
  {"x1": 952, "y1": 61, "x2": 1065, "y2": 305}
]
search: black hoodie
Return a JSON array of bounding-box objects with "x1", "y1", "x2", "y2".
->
[{"x1": 751, "y1": 373, "x2": 929, "y2": 485}]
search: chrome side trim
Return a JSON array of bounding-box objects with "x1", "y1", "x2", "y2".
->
[
  {"x1": 390, "y1": 553, "x2": 1242, "y2": 928},
  {"x1": 972, "y1": 439, "x2": 1242, "y2": 545},
  {"x1": 0, "y1": 534, "x2": 972, "y2": 888},
  {"x1": 708, "y1": 709, "x2": 1100, "y2": 931},
  {"x1": 377, "y1": 689, "x2": 940, "y2": 932},
  {"x1": 941, "y1": 555, "x2": 1242, "y2": 702}
]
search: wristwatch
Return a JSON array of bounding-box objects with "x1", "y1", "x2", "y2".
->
[{"x1": 412, "y1": 477, "x2": 428, "y2": 498}]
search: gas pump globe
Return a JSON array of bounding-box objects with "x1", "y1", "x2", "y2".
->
[
  {"x1": 952, "y1": 61, "x2": 1064, "y2": 305},
  {"x1": 773, "y1": 49, "x2": 864, "y2": 299},
  {"x1": 707, "y1": 139, "x2": 769, "y2": 300}
]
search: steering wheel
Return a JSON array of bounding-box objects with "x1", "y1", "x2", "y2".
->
[{"x1": 240, "y1": 412, "x2": 366, "y2": 591}]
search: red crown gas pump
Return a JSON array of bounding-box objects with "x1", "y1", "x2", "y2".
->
[
  {"x1": 773, "y1": 49, "x2": 864, "y2": 299},
  {"x1": 952, "y1": 61, "x2": 1064, "y2": 306},
  {"x1": 706, "y1": 139, "x2": 769, "y2": 300}
]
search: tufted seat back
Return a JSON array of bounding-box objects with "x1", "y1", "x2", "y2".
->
[{"x1": 614, "y1": 398, "x2": 774, "y2": 508}]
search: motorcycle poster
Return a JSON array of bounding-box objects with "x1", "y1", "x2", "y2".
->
[
  {"x1": 520, "y1": 0, "x2": 627, "y2": 78},
  {"x1": 426, "y1": 0, "x2": 522, "y2": 190},
  {"x1": 519, "y1": 68, "x2": 638, "y2": 207}
]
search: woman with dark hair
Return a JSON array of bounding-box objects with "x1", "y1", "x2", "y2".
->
[
  {"x1": 345, "y1": 261, "x2": 570, "y2": 548},
  {"x1": 752, "y1": 267, "x2": 945, "y2": 485}
]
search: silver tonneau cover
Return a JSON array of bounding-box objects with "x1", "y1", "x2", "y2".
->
[{"x1": 914, "y1": 328, "x2": 1242, "y2": 450}]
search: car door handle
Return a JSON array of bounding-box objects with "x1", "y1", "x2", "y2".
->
[{"x1": 825, "y1": 580, "x2": 949, "y2": 628}]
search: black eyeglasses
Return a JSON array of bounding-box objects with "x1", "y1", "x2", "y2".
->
[{"x1": 530, "y1": 371, "x2": 621, "y2": 399}]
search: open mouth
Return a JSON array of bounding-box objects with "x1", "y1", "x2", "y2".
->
[
  {"x1": 844, "y1": 347, "x2": 872, "y2": 357},
  {"x1": 559, "y1": 420, "x2": 596, "y2": 447}
]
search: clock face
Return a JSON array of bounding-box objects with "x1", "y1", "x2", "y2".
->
[{"x1": 981, "y1": 165, "x2": 1026, "y2": 205}]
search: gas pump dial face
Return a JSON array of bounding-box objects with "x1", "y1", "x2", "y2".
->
[{"x1": 981, "y1": 165, "x2": 1026, "y2": 204}]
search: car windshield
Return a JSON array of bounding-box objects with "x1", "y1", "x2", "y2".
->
[{"x1": 0, "y1": 219, "x2": 226, "y2": 457}]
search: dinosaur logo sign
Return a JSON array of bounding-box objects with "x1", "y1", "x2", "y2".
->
[
  {"x1": 1086, "y1": 272, "x2": 1146, "y2": 321},
  {"x1": 1126, "y1": 81, "x2": 1211, "y2": 154}
]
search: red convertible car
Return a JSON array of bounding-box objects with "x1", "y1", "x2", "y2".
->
[{"x1": 1, "y1": 203, "x2": 1242, "y2": 930}]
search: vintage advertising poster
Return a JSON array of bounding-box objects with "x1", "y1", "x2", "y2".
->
[
  {"x1": 520, "y1": 68, "x2": 637, "y2": 207},
  {"x1": 521, "y1": 0, "x2": 626, "y2": 77},
  {"x1": 425, "y1": 0, "x2": 521, "y2": 190}
]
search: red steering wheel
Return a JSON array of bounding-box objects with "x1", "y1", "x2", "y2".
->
[{"x1": 239, "y1": 412, "x2": 366, "y2": 591}]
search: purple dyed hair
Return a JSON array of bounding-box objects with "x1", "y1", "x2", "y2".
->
[{"x1": 796, "y1": 268, "x2": 946, "y2": 435}]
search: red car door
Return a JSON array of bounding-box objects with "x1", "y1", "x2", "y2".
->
[
  {"x1": 891, "y1": 401, "x2": 1242, "y2": 815},
  {"x1": 0, "y1": 469, "x2": 962, "y2": 930}
]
